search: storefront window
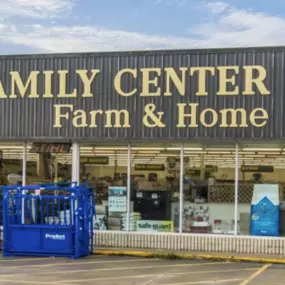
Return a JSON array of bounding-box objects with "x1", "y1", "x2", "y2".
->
[
  {"x1": 80, "y1": 144, "x2": 128, "y2": 231},
  {"x1": 0, "y1": 142, "x2": 26, "y2": 185},
  {"x1": 182, "y1": 144, "x2": 236, "y2": 235},
  {"x1": 24, "y1": 142, "x2": 72, "y2": 184},
  {"x1": 238, "y1": 144, "x2": 283, "y2": 237},
  {"x1": 81, "y1": 143, "x2": 180, "y2": 233},
  {"x1": 132, "y1": 144, "x2": 179, "y2": 233}
]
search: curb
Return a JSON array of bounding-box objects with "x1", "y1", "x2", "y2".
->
[{"x1": 94, "y1": 249, "x2": 285, "y2": 264}]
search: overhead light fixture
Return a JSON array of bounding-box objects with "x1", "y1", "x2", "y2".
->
[
  {"x1": 138, "y1": 151, "x2": 160, "y2": 154},
  {"x1": 166, "y1": 147, "x2": 203, "y2": 151},
  {"x1": 242, "y1": 148, "x2": 281, "y2": 151},
  {"x1": 132, "y1": 147, "x2": 165, "y2": 151},
  {"x1": 0, "y1": 146, "x2": 24, "y2": 149},
  {"x1": 95, "y1": 147, "x2": 128, "y2": 150},
  {"x1": 206, "y1": 148, "x2": 235, "y2": 151},
  {"x1": 206, "y1": 151, "x2": 232, "y2": 154}
]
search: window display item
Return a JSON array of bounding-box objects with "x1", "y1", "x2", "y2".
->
[
  {"x1": 136, "y1": 220, "x2": 174, "y2": 232},
  {"x1": 250, "y1": 184, "x2": 280, "y2": 237},
  {"x1": 107, "y1": 213, "x2": 121, "y2": 231},
  {"x1": 148, "y1": 173, "x2": 158, "y2": 182},
  {"x1": 212, "y1": 219, "x2": 223, "y2": 234},
  {"x1": 183, "y1": 208, "x2": 193, "y2": 233},
  {"x1": 94, "y1": 215, "x2": 107, "y2": 230},
  {"x1": 227, "y1": 220, "x2": 240, "y2": 235},
  {"x1": 7, "y1": 173, "x2": 22, "y2": 184},
  {"x1": 134, "y1": 190, "x2": 171, "y2": 221},
  {"x1": 121, "y1": 212, "x2": 141, "y2": 231},
  {"x1": 279, "y1": 201, "x2": 285, "y2": 236},
  {"x1": 108, "y1": 186, "x2": 127, "y2": 212},
  {"x1": 94, "y1": 205, "x2": 107, "y2": 230},
  {"x1": 190, "y1": 205, "x2": 211, "y2": 233}
]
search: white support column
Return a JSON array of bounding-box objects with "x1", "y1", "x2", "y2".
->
[
  {"x1": 22, "y1": 142, "x2": 27, "y2": 186},
  {"x1": 54, "y1": 154, "x2": 58, "y2": 183},
  {"x1": 72, "y1": 142, "x2": 80, "y2": 185},
  {"x1": 179, "y1": 143, "x2": 184, "y2": 234},
  {"x1": 71, "y1": 142, "x2": 80, "y2": 219},
  {"x1": 234, "y1": 142, "x2": 239, "y2": 235},
  {"x1": 126, "y1": 144, "x2": 131, "y2": 232},
  {"x1": 21, "y1": 142, "x2": 27, "y2": 224}
]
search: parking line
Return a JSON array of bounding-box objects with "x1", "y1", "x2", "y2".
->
[
  {"x1": 0, "y1": 255, "x2": 115, "y2": 263},
  {"x1": 0, "y1": 257, "x2": 64, "y2": 263},
  {"x1": 139, "y1": 280, "x2": 243, "y2": 285},
  {"x1": 0, "y1": 261, "x2": 230, "y2": 278},
  {"x1": 238, "y1": 264, "x2": 271, "y2": 285},
  {"x1": 56, "y1": 267, "x2": 257, "y2": 283},
  {"x1": 0, "y1": 258, "x2": 157, "y2": 269},
  {"x1": 0, "y1": 280, "x2": 51, "y2": 284}
]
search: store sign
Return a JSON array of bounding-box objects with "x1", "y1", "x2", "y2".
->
[
  {"x1": 80, "y1": 156, "x2": 109, "y2": 165},
  {"x1": 186, "y1": 169, "x2": 201, "y2": 176},
  {"x1": 205, "y1": 165, "x2": 218, "y2": 172},
  {"x1": 135, "y1": 164, "x2": 165, "y2": 171},
  {"x1": 137, "y1": 220, "x2": 174, "y2": 233},
  {"x1": 108, "y1": 186, "x2": 127, "y2": 212},
  {"x1": 186, "y1": 166, "x2": 218, "y2": 176},
  {"x1": 0, "y1": 48, "x2": 282, "y2": 141},
  {"x1": 241, "y1": 165, "x2": 274, "y2": 172},
  {"x1": 167, "y1": 157, "x2": 190, "y2": 164},
  {"x1": 30, "y1": 143, "x2": 71, "y2": 153}
]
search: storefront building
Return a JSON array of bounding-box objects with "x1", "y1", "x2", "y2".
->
[{"x1": 1, "y1": 46, "x2": 285, "y2": 255}]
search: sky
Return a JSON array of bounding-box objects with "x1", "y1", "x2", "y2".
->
[{"x1": 0, "y1": 0, "x2": 285, "y2": 54}]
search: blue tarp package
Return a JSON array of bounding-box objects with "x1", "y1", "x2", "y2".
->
[{"x1": 2, "y1": 182, "x2": 95, "y2": 259}]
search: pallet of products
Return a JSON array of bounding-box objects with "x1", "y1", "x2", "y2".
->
[{"x1": 121, "y1": 212, "x2": 141, "y2": 231}]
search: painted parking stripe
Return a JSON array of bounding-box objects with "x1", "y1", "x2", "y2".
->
[
  {"x1": 0, "y1": 257, "x2": 65, "y2": 263},
  {"x1": 238, "y1": 264, "x2": 271, "y2": 285},
  {"x1": 56, "y1": 267, "x2": 258, "y2": 283},
  {"x1": 147, "y1": 280, "x2": 243, "y2": 285},
  {"x1": 0, "y1": 261, "x2": 230, "y2": 278},
  {"x1": 0, "y1": 258, "x2": 159, "y2": 269},
  {"x1": 0, "y1": 279, "x2": 243, "y2": 285}
]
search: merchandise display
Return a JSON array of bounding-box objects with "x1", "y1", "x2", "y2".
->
[
  {"x1": 250, "y1": 184, "x2": 280, "y2": 237},
  {"x1": 2, "y1": 143, "x2": 285, "y2": 239},
  {"x1": 121, "y1": 212, "x2": 141, "y2": 231}
]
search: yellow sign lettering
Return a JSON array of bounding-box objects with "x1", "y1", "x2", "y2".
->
[
  {"x1": 141, "y1": 68, "x2": 161, "y2": 97},
  {"x1": 114, "y1": 68, "x2": 137, "y2": 97},
  {"x1": 9, "y1": 71, "x2": 39, "y2": 98},
  {"x1": 220, "y1": 108, "x2": 248, "y2": 127},
  {"x1": 190, "y1": 67, "x2": 215, "y2": 96},
  {"x1": 73, "y1": 109, "x2": 88, "y2": 127},
  {"x1": 0, "y1": 81, "x2": 7, "y2": 98},
  {"x1": 217, "y1": 66, "x2": 239, "y2": 96},
  {"x1": 76, "y1": 69, "x2": 100, "y2": 97},
  {"x1": 200, "y1": 108, "x2": 218, "y2": 127},
  {"x1": 105, "y1": 110, "x2": 130, "y2": 128},
  {"x1": 57, "y1": 70, "x2": 77, "y2": 98},
  {"x1": 89, "y1": 110, "x2": 104, "y2": 128},
  {"x1": 243, "y1": 65, "x2": 270, "y2": 95},
  {"x1": 43, "y1": 71, "x2": 54, "y2": 98},
  {"x1": 164, "y1": 67, "x2": 187, "y2": 96},
  {"x1": 177, "y1": 103, "x2": 198, "y2": 127},
  {"x1": 250, "y1": 108, "x2": 268, "y2": 127},
  {"x1": 53, "y1": 104, "x2": 74, "y2": 127}
]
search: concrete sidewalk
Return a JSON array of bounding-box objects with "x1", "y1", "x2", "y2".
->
[{"x1": 94, "y1": 247, "x2": 285, "y2": 264}]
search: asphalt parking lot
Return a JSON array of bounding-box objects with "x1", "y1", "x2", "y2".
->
[{"x1": 0, "y1": 255, "x2": 284, "y2": 285}]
